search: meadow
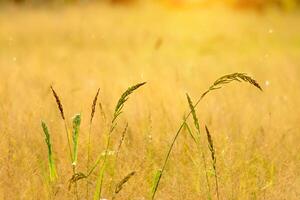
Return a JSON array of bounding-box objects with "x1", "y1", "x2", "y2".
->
[{"x1": 0, "y1": 2, "x2": 300, "y2": 199}]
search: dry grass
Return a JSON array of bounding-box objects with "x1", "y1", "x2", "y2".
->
[{"x1": 0, "y1": 2, "x2": 300, "y2": 199}]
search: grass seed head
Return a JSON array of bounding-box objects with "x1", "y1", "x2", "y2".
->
[
  {"x1": 210, "y1": 72, "x2": 262, "y2": 91},
  {"x1": 90, "y1": 88, "x2": 100, "y2": 124},
  {"x1": 115, "y1": 171, "x2": 136, "y2": 194},
  {"x1": 186, "y1": 93, "x2": 200, "y2": 131},
  {"x1": 113, "y1": 82, "x2": 146, "y2": 123},
  {"x1": 205, "y1": 125, "x2": 215, "y2": 163},
  {"x1": 50, "y1": 86, "x2": 65, "y2": 120}
]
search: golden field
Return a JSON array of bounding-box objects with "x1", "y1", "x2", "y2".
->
[{"x1": 0, "y1": 2, "x2": 299, "y2": 199}]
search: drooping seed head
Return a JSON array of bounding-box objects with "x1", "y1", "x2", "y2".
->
[
  {"x1": 115, "y1": 171, "x2": 136, "y2": 194},
  {"x1": 113, "y1": 82, "x2": 146, "y2": 123}
]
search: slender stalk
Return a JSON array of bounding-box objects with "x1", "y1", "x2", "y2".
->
[
  {"x1": 87, "y1": 88, "x2": 100, "y2": 199},
  {"x1": 65, "y1": 119, "x2": 78, "y2": 200},
  {"x1": 64, "y1": 121, "x2": 73, "y2": 162},
  {"x1": 205, "y1": 125, "x2": 220, "y2": 200},
  {"x1": 86, "y1": 154, "x2": 103, "y2": 177},
  {"x1": 72, "y1": 114, "x2": 81, "y2": 200},
  {"x1": 184, "y1": 122, "x2": 211, "y2": 198},
  {"x1": 86, "y1": 124, "x2": 92, "y2": 198},
  {"x1": 93, "y1": 126, "x2": 114, "y2": 200},
  {"x1": 186, "y1": 94, "x2": 211, "y2": 198},
  {"x1": 64, "y1": 119, "x2": 78, "y2": 200},
  {"x1": 200, "y1": 146, "x2": 211, "y2": 199},
  {"x1": 108, "y1": 123, "x2": 128, "y2": 194},
  {"x1": 72, "y1": 166, "x2": 79, "y2": 200}
]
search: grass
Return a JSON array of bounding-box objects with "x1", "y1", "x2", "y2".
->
[
  {"x1": 86, "y1": 88, "x2": 100, "y2": 199},
  {"x1": 41, "y1": 121, "x2": 58, "y2": 182},
  {"x1": 44, "y1": 82, "x2": 146, "y2": 199},
  {"x1": 0, "y1": 2, "x2": 300, "y2": 199},
  {"x1": 205, "y1": 125, "x2": 219, "y2": 200},
  {"x1": 47, "y1": 82, "x2": 145, "y2": 199},
  {"x1": 186, "y1": 94, "x2": 211, "y2": 198},
  {"x1": 151, "y1": 73, "x2": 262, "y2": 200},
  {"x1": 93, "y1": 82, "x2": 146, "y2": 200}
]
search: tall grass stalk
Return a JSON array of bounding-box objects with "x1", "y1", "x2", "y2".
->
[
  {"x1": 86, "y1": 88, "x2": 100, "y2": 199},
  {"x1": 50, "y1": 86, "x2": 73, "y2": 161},
  {"x1": 41, "y1": 121, "x2": 58, "y2": 182},
  {"x1": 99, "y1": 101, "x2": 107, "y2": 123},
  {"x1": 72, "y1": 114, "x2": 81, "y2": 200},
  {"x1": 93, "y1": 82, "x2": 146, "y2": 200},
  {"x1": 50, "y1": 86, "x2": 79, "y2": 199},
  {"x1": 108, "y1": 123, "x2": 128, "y2": 195},
  {"x1": 205, "y1": 125, "x2": 219, "y2": 200},
  {"x1": 151, "y1": 73, "x2": 262, "y2": 200},
  {"x1": 186, "y1": 93, "x2": 211, "y2": 199},
  {"x1": 115, "y1": 123, "x2": 128, "y2": 160}
]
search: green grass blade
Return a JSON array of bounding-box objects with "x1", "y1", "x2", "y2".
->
[
  {"x1": 41, "y1": 121, "x2": 57, "y2": 182},
  {"x1": 72, "y1": 114, "x2": 81, "y2": 166},
  {"x1": 183, "y1": 121, "x2": 197, "y2": 144},
  {"x1": 93, "y1": 163, "x2": 106, "y2": 200},
  {"x1": 186, "y1": 93, "x2": 200, "y2": 131},
  {"x1": 151, "y1": 169, "x2": 162, "y2": 199}
]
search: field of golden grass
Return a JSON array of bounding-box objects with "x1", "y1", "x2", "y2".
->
[{"x1": 0, "y1": 2, "x2": 299, "y2": 199}]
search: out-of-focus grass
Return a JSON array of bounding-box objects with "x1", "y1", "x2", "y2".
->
[{"x1": 0, "y1": 3, "x2": 299, "y2": 199}]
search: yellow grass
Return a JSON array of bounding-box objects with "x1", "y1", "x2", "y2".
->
[{"x1": 0, "y1": 2, "x2": 299, "y2": 199}]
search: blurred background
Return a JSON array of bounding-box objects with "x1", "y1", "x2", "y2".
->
[
  {"x1": 1, "y1": 0, "x2": 300, "y2": 10},
  {"x1": 0, "y1": 0, "x2": 299, "y2": 199}
]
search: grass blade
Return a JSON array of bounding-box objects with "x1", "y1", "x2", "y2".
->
[
  {"x1": 151, "y1": 169, "x2": 162, "y2": 199},
  {"x1": 93, "y1": 161, "x2": 106, "y2": 200},
  {"x1": 41, "y1": 121, "x2": 57, "y2": 182},
  {"x1": 183, "y1": 121, "x2": 197, "y2": 144},
  {"x1": 72, "y1": 114, "x2": 81, "y2": 166},
  {"x1": 87, "y1": 89, "x2": 100, "y2": 199},
  {"x1": 205, "y1": 125, "x2": 220, "y2": 200},
  {"x1": 186, "y1": 93, "x2": 200, "y2": 131},
  {"x1": 186, "y1": 93, "x2": 211, "y2": 197}
]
